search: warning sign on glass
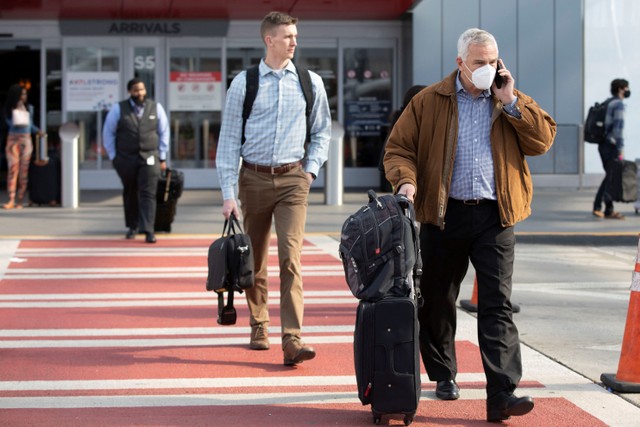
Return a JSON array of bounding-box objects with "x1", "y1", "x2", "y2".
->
[{"x1": 169, "y1": 71, "x2": 222, "y2": 111}]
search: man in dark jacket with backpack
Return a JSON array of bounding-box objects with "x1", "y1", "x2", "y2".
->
[
  {"x1": 592, "y1": 78, "x2": 630, "y2": 220},
  {"x1": 216, "y1": 11, "x2": 331, "y2": 366}
]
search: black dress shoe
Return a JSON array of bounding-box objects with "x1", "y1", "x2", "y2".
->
[
  {"x1": 125, "y1": 228, "x2": 137, "y2": 239},
  {"x1": 435, "y1": 380, "x2": 460, "y2": 400},
  {"x1": 145, "y1": 232, "x2": 157, "y2": 244},
  {"x1": 486, "y1": 393, "x2": 534, "y2": 422}
]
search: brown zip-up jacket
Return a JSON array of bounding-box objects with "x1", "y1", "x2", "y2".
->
[{"x1": 383, "y1": 70, "x2": 557, "y2": 229}]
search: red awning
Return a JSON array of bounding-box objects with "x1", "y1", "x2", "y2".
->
[{"x1": 0, "y1": 0, "x2": 417, "y2": 21}]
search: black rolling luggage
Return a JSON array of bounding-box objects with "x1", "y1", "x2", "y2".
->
[
  {"x1": 354, "y1": 297, "x2": 421, "y2": 426},
  {"x1": 28, "y1": 136, "x2": 61, "y2": 206},
  {"x1": 154, "y1": 168, "x2": 184, "y2": 232},
  {"x1": 608, "y1": 159, "x2": 637, "y2": 203},
  {"x1": 340, "y1": 190, "x2": 422, "y2": 425}
]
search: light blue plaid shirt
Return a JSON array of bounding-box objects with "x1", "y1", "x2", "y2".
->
[
  {"x1": 449, "y1": 74, "x2": 496, "y2": 201},
  {"x1": 216, "y1": 59, "x2": 332, "y2": 200},
  {"x1": 605, "y1": 97, "x2": 625, "y2": 152},
  {"x1": 449, "y1": 73, "x2": 520, "y2": 201}
]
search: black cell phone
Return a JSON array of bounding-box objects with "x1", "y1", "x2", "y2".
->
[{"x1": 494, "y1": 60, "x2": 504, "y2": 89}]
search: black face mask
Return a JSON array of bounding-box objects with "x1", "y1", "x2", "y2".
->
[{"x1": 624, "y1": 89, "x2": 631, "y2": 98}]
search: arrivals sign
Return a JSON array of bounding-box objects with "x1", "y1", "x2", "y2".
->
[
  {"x1": 65, "y1": 72, "x2": 120, "y2": 112},
  {"x1": 169, "y1": 72, "x2": 222, "y2": 112}
]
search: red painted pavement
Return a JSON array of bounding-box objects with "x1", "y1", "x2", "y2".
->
[{"x1": 0, "y1": 238, "x2": 605, "y2": 426}]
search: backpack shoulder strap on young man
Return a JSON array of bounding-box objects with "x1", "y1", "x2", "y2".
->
[
  {"x1": 294, "y1": 63, "x2": 314, "y2": 144},
  {"x1": 241, "y1": 63, "x2": 314, "y2": 145},
  {"x1": 241, "y1": 65, "x2": 260, "y2": 145}
]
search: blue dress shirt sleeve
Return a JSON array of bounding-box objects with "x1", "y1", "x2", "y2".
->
[
  {"x1": 156, "y1": 103, "x2": 170, "y2": 161},
  {"x1": 102, "y1": 103, "x2": 120, "y2": 161}
]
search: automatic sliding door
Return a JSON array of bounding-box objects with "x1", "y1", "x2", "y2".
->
[{"x1": 169, "y1": 47, "x2": 222, "y2": 169}]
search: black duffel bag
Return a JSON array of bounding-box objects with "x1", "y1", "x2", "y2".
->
[{"x1": 206, "y1": 213, "x2": 254, "y2": 325}]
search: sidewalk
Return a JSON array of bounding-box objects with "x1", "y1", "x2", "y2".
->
[
  {"x1": 2, "y1": 187, "x2": 640, "y2": 425},
  {"x1": 0, "y1": 187, "x2": 639, "y2": 241}
]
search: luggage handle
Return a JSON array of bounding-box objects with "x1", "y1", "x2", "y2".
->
[{"x1": 162, "y1": 169, "x2": 172, "y2": 203}]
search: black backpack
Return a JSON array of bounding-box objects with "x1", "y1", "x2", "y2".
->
[
  {"x1": 242, "y1": 63, "x2": 314, "y2": 145},
  {"x1": 584, "y1": 97, "x2": 613, "y2": 144},
  {"x1": 339, "y1": 190, "x2": 422, "y2": 302}
]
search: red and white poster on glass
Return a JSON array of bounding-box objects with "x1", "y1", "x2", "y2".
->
[{"x1": 169, "y1": 71, "x2": 222, "y2": 111}]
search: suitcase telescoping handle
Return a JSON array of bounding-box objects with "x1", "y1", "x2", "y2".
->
[{"x1": 162, "y1": 169, "x2": 172, "y2": 203}]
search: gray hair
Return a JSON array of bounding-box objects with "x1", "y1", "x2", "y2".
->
[{"x1": 457, "y1": 28, "x2": 498, "y2": 60}]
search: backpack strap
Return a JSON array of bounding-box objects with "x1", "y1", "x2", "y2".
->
[
  {"x1": 241, "y1": 65, "x2": 260, "y2": 145},
  {"x1": 241, "y1": 63, "x2": 314, "y2": 145},
  {"x1": 294, "y1": 63, "x2": 314, "y2": 144}
]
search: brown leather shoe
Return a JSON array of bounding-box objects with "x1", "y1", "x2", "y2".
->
[
  {"x1": 249, "y1": 324, "x2": 270, "y2": 350},
  {"x1": 283, "y1": 339, "x2": 316, "y2": 366}
]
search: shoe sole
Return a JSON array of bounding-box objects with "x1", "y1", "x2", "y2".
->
[
  {"x1": 487, "y1": 400, "x2": 534, "y2": 422},
  {"x1": 283, "y1": 349, "x2": 316, "y2": 366},
  {"x1": 249, "y1": 342, "x2": 270, "y2": 350},
  {"x1": 435, "y1": 391, "x2": 460, "y2": 400}
]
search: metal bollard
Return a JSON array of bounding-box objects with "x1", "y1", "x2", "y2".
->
[
  {"x1": 324, "y1": 121, "x2": 344, "y2": 206},
  {"x1": 58, "y1": 122, "x2": 80, "y2": 209}
]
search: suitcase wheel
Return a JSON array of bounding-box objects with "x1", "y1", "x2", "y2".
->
[
  {"x1": 404, "y1": 415, "x2": 413, "y2": 426},
  {"x1": 372, "y1": 414, "x2": 381, "y2": 425}
]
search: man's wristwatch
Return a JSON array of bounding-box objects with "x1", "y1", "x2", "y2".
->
[{"x1": 309, "y1": 172, "x2": 317, "y2": 180}]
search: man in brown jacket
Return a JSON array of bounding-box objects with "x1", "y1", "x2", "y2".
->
[{"x1": 384, "y1": 28, "x2": 556, "y2": 422}]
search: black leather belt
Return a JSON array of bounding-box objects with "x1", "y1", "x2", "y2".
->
[
  {"x1": 242, "y1": 160, "x2": 302, "y2": 175},
  {"x1": 450, "y1": 198, "x2": 495, "y2": 206}
]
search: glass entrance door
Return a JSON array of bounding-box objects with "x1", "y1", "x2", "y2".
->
[{"x1": 168, "y1": 45, "x2": 223, "y2": 169}]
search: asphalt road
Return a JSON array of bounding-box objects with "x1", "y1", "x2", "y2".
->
[{"x1": 459, "y1": 242, "x2": 640, "y2": 407}]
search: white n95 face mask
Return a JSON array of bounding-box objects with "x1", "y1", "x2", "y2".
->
[{"x1": 463, "y1": 63, "x2": 496, "y2": 90}]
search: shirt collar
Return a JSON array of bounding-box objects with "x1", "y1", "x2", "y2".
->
[
  {"x1": 456, "y1": 71, "x2": 491, "y2": 98},
  {"x1": 259, "y1": 58, "x2": 297, "y2": 77}
]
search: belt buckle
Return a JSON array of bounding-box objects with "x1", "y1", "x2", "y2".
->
[
  {"x1": 463, "y1": 199, "x2": 480, "y2": 206},
  {"x1": 271, "y1": 166, "x2": 276, "y2": 175}
]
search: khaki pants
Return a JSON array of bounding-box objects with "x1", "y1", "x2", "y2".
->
[{"x1": 238, "y1": 165, "x2": 310, "y2": 347}]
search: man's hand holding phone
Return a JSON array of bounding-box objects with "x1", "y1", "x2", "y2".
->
[{"x1": 493, "y1": 59, "x2": 516, "y2": 105}]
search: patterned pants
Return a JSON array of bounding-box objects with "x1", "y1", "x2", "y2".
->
[{"x1": 5, "y1": 133, "x2": 33, "y2": 202}]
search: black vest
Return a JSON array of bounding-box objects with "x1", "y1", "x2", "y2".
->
[{"x1": 116, "y1": 99, "x2": 159, "y2": 158}]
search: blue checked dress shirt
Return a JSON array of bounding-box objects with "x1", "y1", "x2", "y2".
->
[
  {"x1": 449, "y1": 73, "x2": 520, "y2": 201},
  {"x1": 216, "y1": 59, "x2": 332, "y2": 201}
]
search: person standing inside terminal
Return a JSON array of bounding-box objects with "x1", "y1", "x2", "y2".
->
[
  {"x1": 103, "y1": 78, "x2": 169, "y2": 243},
  {"x1": 216, "y1": 11, "x2": 331, "y2": 365},
  {"x1": 384, "y1": 28, "x2": 556, "y2": 422},
  {"x1": 592, "y1": 78, "x2": 630, "y2": 220},
  {"x1": 2, "y1": 84, "x2": 42, "y2": 209}
]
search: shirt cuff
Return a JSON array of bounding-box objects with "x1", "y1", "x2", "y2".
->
[{"x1": 503, "y1": 97, "x2": 521, "y2": 118}]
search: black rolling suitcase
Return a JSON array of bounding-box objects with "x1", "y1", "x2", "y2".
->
[
  {"x1": 608, "y1": 159, "x2": 637, "y2": 203},
  {"x1": 340, "y1": 190, "x2": 422, "y2": 425},
  {"x1": 354, "y1": 296, "x2": 421, "y2": 426},
  {"x1": 28, "y1": 136, "x2": 61, "y2": 206},
  {"x1": 154, "y1": 168, "x2": 184, "y2": 232}
]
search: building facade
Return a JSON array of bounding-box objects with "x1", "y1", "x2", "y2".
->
[{"x1": 0, "y1": 0, "x2": 637, "y2": 190}]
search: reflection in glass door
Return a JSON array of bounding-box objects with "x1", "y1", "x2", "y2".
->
[
  {"x1": 169, "y1": 47, "x2": 222, "y2": 169},
  {"x1": 343, "y1": 48, "x2": 393, "y2": 168},
  {"x1": 65, "y1": 45, "x2": 120, "y2": 170},
  {"x1": 132, "y1": 46, "x2": 157, "y2": 100},
  {"x1": 226, "y1": 48, "x2": 262, "y2": 88},
  {"x1": 296, "y1": 48, "x2": 338, "y2": 118}
]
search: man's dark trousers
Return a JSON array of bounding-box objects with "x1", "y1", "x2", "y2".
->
[
  {"x1": 113, "y1": 153, "x2": 160, "y2": 233},
  {"x1": 418, "y1": 199, "x2": 522, "y2": 398}
]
